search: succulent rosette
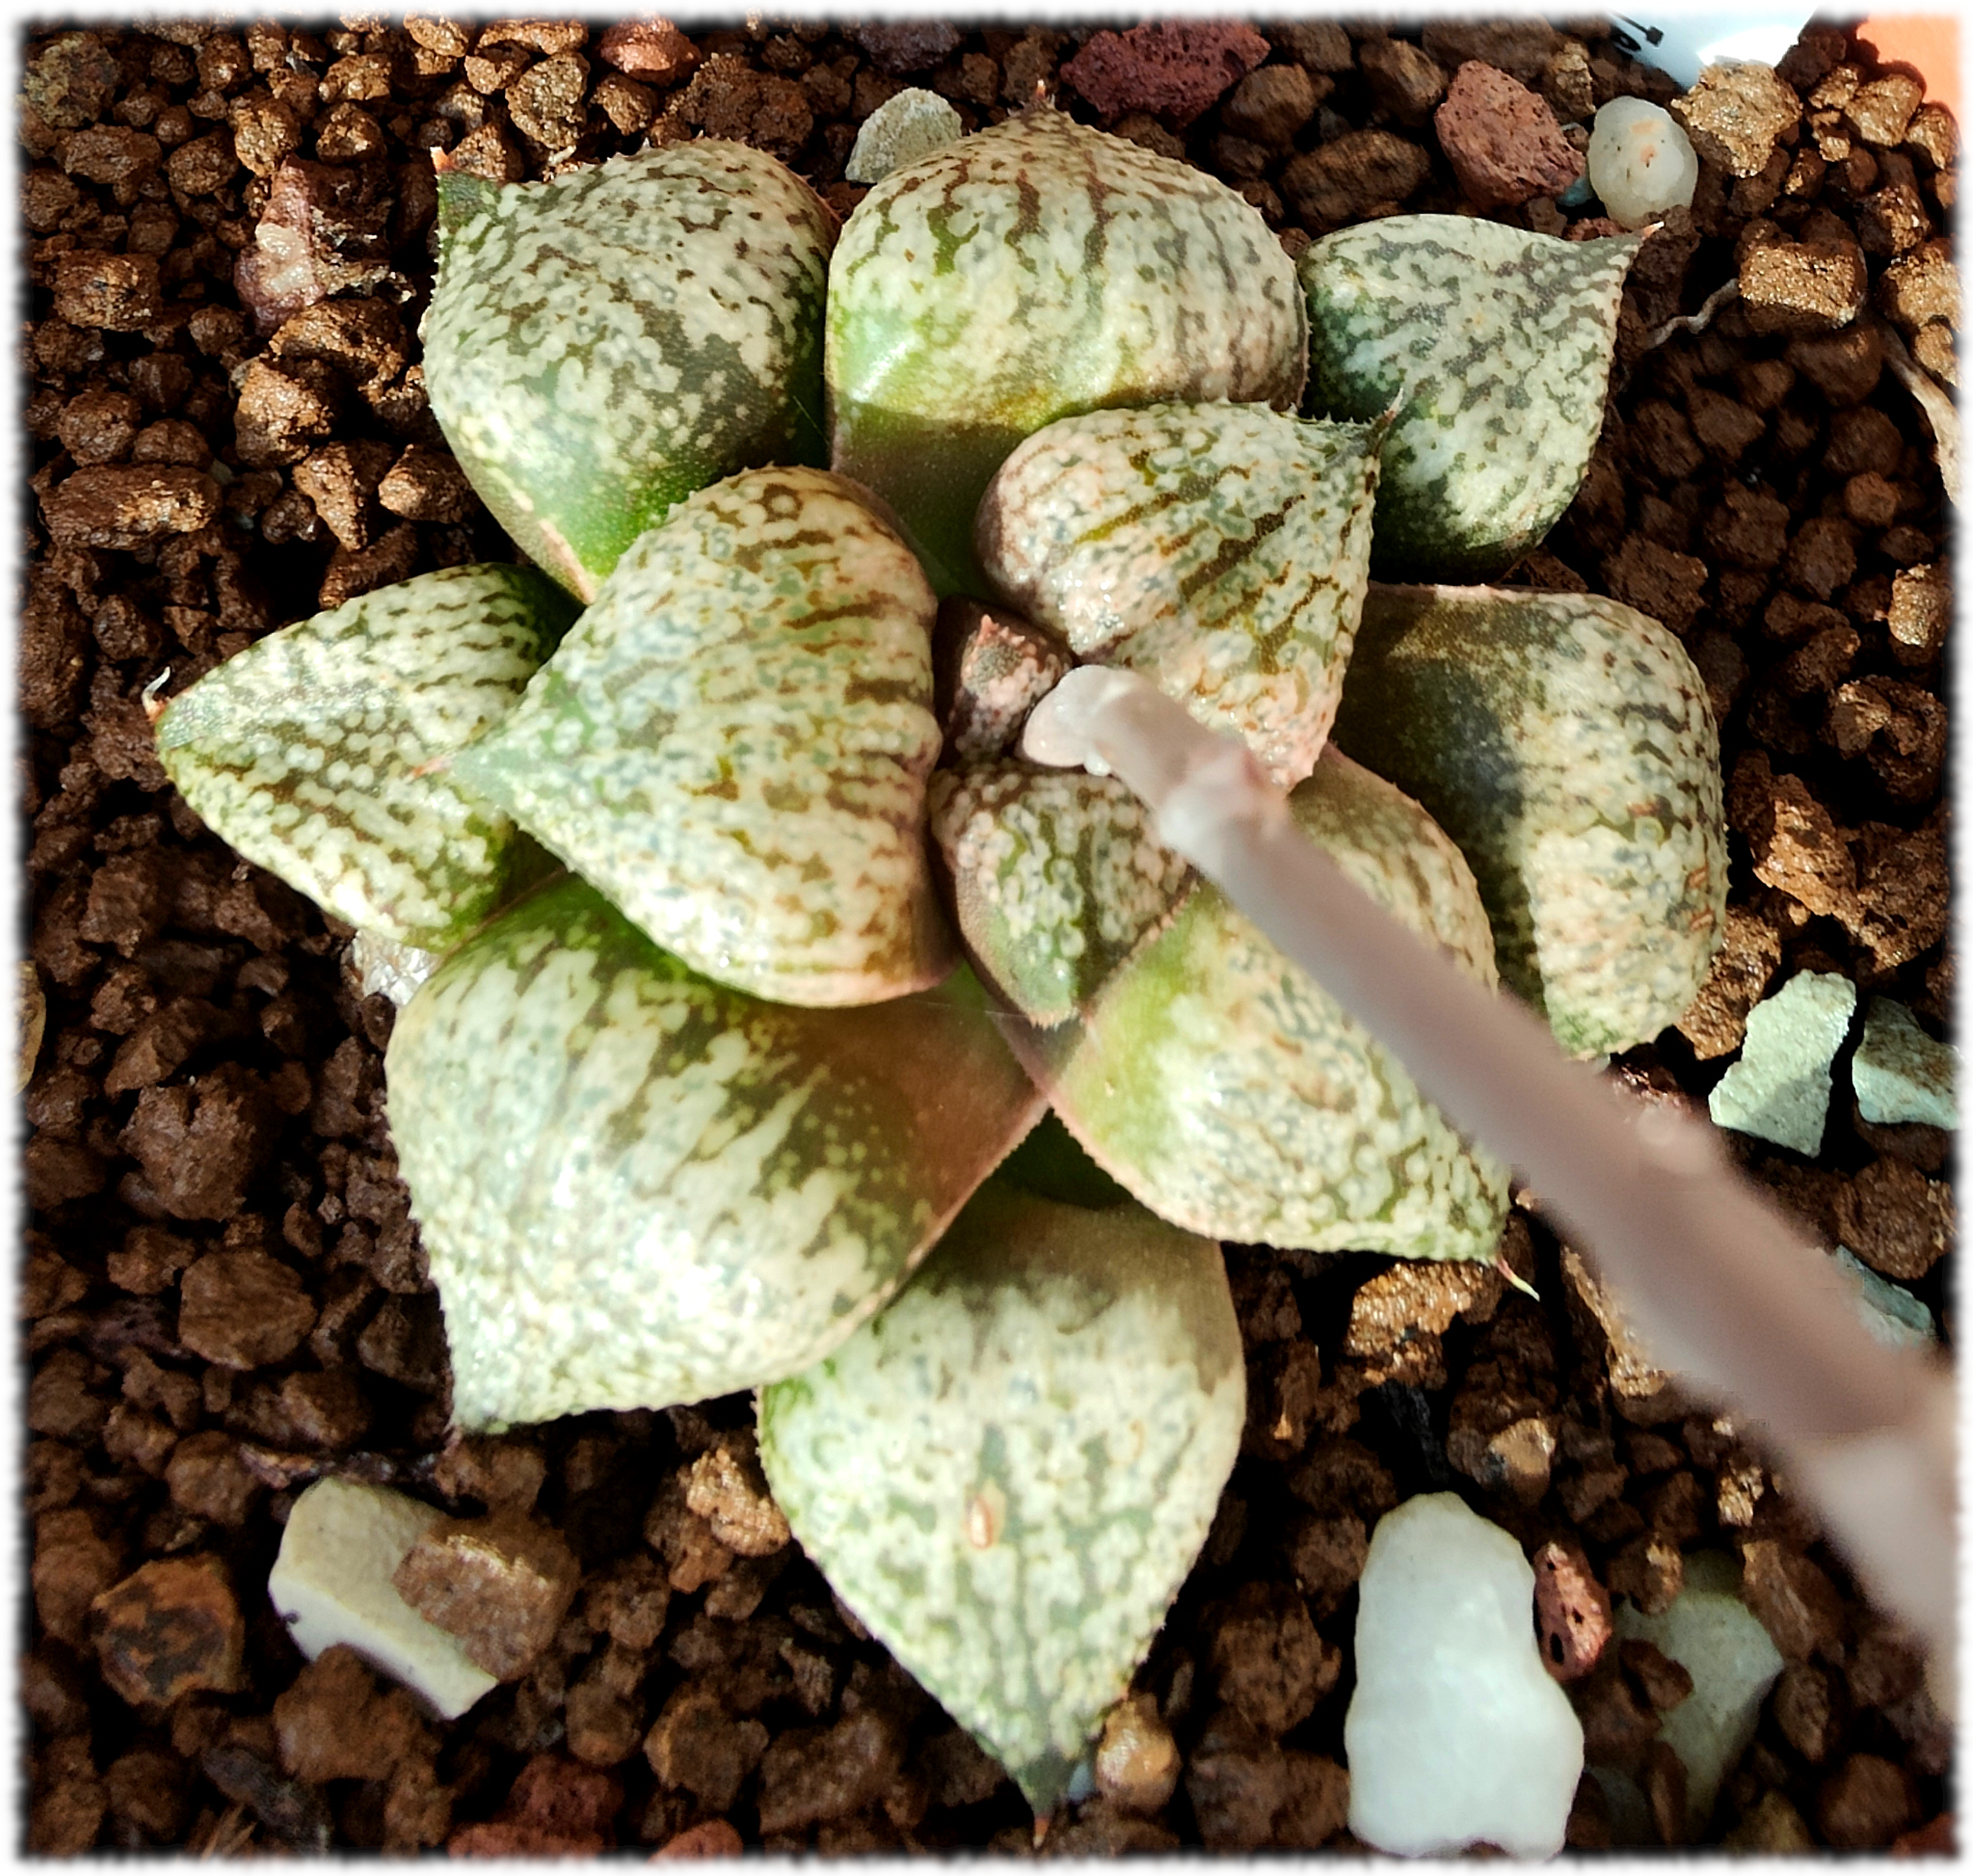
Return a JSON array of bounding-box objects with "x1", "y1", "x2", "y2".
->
[{"x1": 151, "y1": 105, "x2": 1726, "y2": 1813}]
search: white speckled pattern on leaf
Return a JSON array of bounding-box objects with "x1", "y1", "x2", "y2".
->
[
  {"x1": 1022, "y1": 749, "x2": 1510, "y2": 1259},
  {"x1": 1331, "y1": 584, "x2": 1728, "y2": 1058},
  {"x1": 1299, "y1": 216, "x2": 1639, "y2": 579},
  {"x1": 827, "y1": 108, "x2": 1308, "y2": 593},
  {"x1": 154, "y1": 562, "x2": 577, "y2": 951},
  {"x1": 759, "y1": 1182, "x2": 1243, "y2": 1815},
  {"x1": 928, "y1": 763, "x2": 1192, "y2": 1026},
  {"x1": 451, "y1": 466, "x2": 956, "y2": 1008},
  {"x1": 423, "y1": 142, "x2": 835, "y2": 598},
  {"x1": 976, "y1": 402, "x2": 1382, "y2": 785},
  {"x1": 386, "y1": 877, "x2": 1047, "y2": 1430}
]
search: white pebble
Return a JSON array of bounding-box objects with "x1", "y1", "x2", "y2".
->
[
  {"x1": 268, "y1": 1476, "x2": 497, "y2": 1721},
  {"x1": 1345, "y1": 1493, "x2": 1583, "y2": 1858},
  {"x1": 845, "y1": 88, "x2": 964, "y2": 186},
  {"x1": 1587, "y1": 96, "x2": 1699, "y2": 228}
]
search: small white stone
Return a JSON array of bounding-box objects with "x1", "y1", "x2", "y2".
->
[
  {"x1": 267, "y1": 1476, "x2": 497, "y2": 1721},
  {"x1": 1835, "y1": 1245, "x2": 1937, "y2": 1349},
  {"x1": 1851, "y1": 996, "x2": 1956, "y2": 1130},
  {"x1": 1707, "y1": 970, "x2": 1857, "y2": 1156},
  {"x1": 1587, "y1": 96, "x2": 1699, "y2": 229},
  {"x1": 1611, "y1": 1550, "x2": 1784, "y2": 1833},
  {"x1": 845, "y1": 88, "x2": 964, "y2": 186},
  {"x1": 1345, "y1": 1492, "x2": 1583, "y2": 1858}
]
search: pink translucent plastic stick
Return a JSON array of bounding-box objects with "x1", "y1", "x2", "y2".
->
[{"x1": 1024, "y1": 668, "x2": 1956, "y2": 1671}]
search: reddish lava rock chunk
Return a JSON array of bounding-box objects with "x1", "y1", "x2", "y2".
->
[
  {"x1": 1434, "y1": 59, "x2": 1583, "y2": 210},
  {"x1": 1062, "y1": 21, "x2": 1270, "y2": 128},
  {"x1": 1533, "y1": 1538, "x2": 1612, "y2": 1679}
]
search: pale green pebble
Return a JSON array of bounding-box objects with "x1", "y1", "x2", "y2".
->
[
  {"x1": 1607, "y1": 1551, "x2": 1784, "y2": 1836},
  {"x1": 1706, "y1": 971, "x2": 1858, "y2": 1156},
  {"x1": 1835, "y1": 1245, "x2": 1937, "y2": 1349},
  {"x1": 1851, "y1": 996, "x2": 1956, "y2": 1130},
  {"x1": 845, "y1": 88, "x2": 964, "y2": 185}
]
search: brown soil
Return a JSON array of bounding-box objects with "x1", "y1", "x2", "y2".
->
[{"x1": 21, "y1": 16, "x2": 1954, "y2": 1855}]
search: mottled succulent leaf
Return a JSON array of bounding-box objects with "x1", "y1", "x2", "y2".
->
[
  {"x1": 759, "y1": 1181, "x2": 1243, "y2": 1815},
  {"x1": 1330, "y1": 584, "x2": 1728, "y2": 1058},
  {"x1": 154, "y1": 562, "x2": 578, "y2": 951},
  {"x1": 1298, "y1": 216, "x2": 1639, "y2": 579},
  {"x1": 932, "y1": 598, "x2": 1072, "y2": 764},
  {"x1": 928, "y1": 763, "x2": 1192, "y2": 1027},
  {"x1": 827, "y1": 109, "x2": 1308, "y2": 595},
  {"x1": 386, "y1": 877, "x2": 1047, "y2": 1431},
  {"x1": 977, "y1": 402, "x2": 1382, "y2": 785},
  {"x1": 452, "y1": 467, "x2": 956, "y2": 1008},
  {"x1": 423, "y1": 144, "x2": 835, "y2": 599},
  {"x1": 1025, "y1": 749, "x2": 1510, "y2": 1259}
]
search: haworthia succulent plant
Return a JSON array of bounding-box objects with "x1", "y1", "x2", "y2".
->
[
  {"x1": 927, "y1": 764, "x2": 1193, "y2": 1027},
  {"x1": 422, "y1": 143, "x2": 835, "y2": 600},
  {"x1": 1298, "y1": 216, "x2": 1640, "y2": 580},
  {"x1": 452, "y1": 466, "x2": 956, "y2": 1009},
  {"x1": 1330, "y1": 584, "x2": 1728, "y2": 1059},
  {"x1": 758, "y1": 1180, "x2": 1243, "y2": 1815},
  {"x1": 386, "y1": 876, "x2": 1047, "y2": 1430},
  {"x1": 1022, "y1": 749, "x2": 1510, "y2": 1259},
  {"x1": 976, "y1": 402, "x2": 1383, "y2": 787},
  {"x1": 826, "y1": 108, "x2": 1308, "y2": 596},
  {"x1": 154, "y1": 563, "x2": 578, "y2": 951}
]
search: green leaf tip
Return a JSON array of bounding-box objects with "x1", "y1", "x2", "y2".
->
[
  {"x1": 433, "y1": 160, "x2": 502, "y2": 240},
  {"x1": 759, "y1": 1181, "x2": 1242, "y2": 1818},
  {"x1": 154, "y1": 561, "x2": 578, "y2": 951},
  {"x1": 1299, "y1": 214, "x2": 1640, "y2": 580}
]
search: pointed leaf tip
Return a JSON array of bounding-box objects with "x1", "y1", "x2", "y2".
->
[
  {"x1": 434, "y1": 164, "x2": 501, "y2": 240},
  {"x1": 153, "y1": 562, "x2": 577, "y2": 951},
  {"x1": 759, "y1": 1183, "x2": 1243, "y2": 1818},
  {"x1": 1028, "y1": 748, "x2": 1511, "y2": 1259},
  {"x1": 1299, "y1": 214, "x2": 1638, "y2": 580}
]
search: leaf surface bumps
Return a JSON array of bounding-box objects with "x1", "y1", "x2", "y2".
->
[
  {"x1": 1027, "y1": 749, "x2": 1510, "y2": 1260},
  {"x1": 452, "y1": 467, "x2": 955, "y2": 1007},
  {"x1": 1332, "y1": 583, "x2": 1728, "y2": 1057},
  {"x1": 977, "y1": 401, "x2": 1382, "y2": 784},
  {"x1": 759, "y1": 1182, "x2": 1242, "y2": 1814},
  {"x1": 828, "y1": 109, "x2": 1307, "y2": 593},
  {"x1": 929, "y1": 763, "x2": 1191, "y2": 1026},
  {"x1": 425, "y1": 142, "x2": 835, "y2": 598},
  {"x1": 386, "y1": 877, "x2": 1045, "y2": 1430},
  {"x1": 1299, "y1": 216, "x2": 1637, "y2": 579},
  {"x1": 155, "y1": 562, "x2": 576, "y2": 951}
]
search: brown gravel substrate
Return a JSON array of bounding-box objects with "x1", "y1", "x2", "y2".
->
[{"x1": 20, "y1": 15, "x2": 1955, "y2": 1855}]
